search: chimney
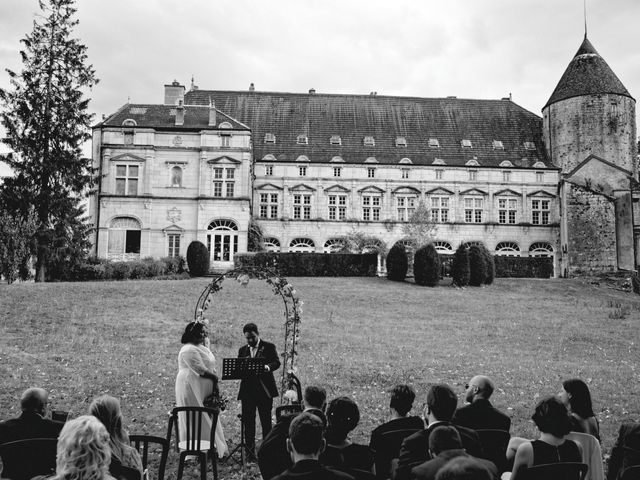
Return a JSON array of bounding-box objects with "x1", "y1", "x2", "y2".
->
[
  {"x1": 164, "y1": 80, "x2": 185, "y2": 105},
  {"x1": 209, "y1": 99, "x2": 216, "y2": 126},
  {"x1": 309, "y1": 88, "x2": 316, "y2": 95},
  {"x1": 175, "y1": 99, "x2": 184, "y2": 126},
  {"x1": 249, "y1": 83, "x2": 255, "y2": 92}
]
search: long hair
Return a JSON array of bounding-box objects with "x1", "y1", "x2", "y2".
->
[
  {"x1": 325, "y1": 396, "x2": 360, "y2": 444},
  {"x1": 562, "y1": 378, "x2": 595, "y2": 418},
  {"x1": 54, "y1": 415, "x2": 111, "y2": 480},
  {"x1": 89, "y1": 395, "x2": 130, "y2": 464},
  {"x1": 181, "y1": 322, "x2": 206, "y2": 344}
]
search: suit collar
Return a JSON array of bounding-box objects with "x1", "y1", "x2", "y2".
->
[
  {"x1": 437, "y1": 449, "x2": 467, "y2": 460},
  {"x1": 290, "y1": 459, "x2": 322, "y2": 472},
  {"x1": 19, "y1": 411, "x2": 44, "y2": 421}
]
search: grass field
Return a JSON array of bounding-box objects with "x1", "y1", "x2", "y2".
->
[{"x1": 1, "y1": 276, "x2": 639, "y2": 479}]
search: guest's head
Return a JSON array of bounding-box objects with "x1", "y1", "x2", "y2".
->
[
  {"x1": 390, "y1": 384, "x2": 416, "y2": 417},
  {"x1": 464, "y1": 376, "x2": 494, "y2": 403},
  {"x1": 286, "y1": 412, "x2": 325, "y2": 461},
  {"x1": 425, "y1": 384, "x2": 458, "y2": 423},
  {"x1": 181, "y1": 322, "x2": 207, "y2": 345},
  {"x1": 532, "y1": 396, "x2": 571, "y2": 438},
  {"x1": 20, "y1": 388, "x2": 49, "y2": 416},
  {"x1": 428, "y1": 426, "x2": 462, "y2": 457},
  {"x1": 243, "y1": 322, "x2": 260, "y2": 347},
  {"x1": 559, "y1": 378, "x2": 595, "y2": 419},
  {"x1": 55, "y1": 415, "x2": 111, "y2": 480},
  {"x1": 88, "y1": 395, "x2": 131, "y2": 463},
  {"x1": 303, "y1": 386, "x2": 327, "y2": 411},
  {"x1": 326, "y1": 396, "x2": 360, "y2": 444},
  {"x1": 435, "y1": 456, "x2": 492, "y2": 480}
]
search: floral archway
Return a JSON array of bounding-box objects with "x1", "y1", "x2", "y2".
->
[{"x1": 194, "y1": 266, "x2": 302, "y2": 400}]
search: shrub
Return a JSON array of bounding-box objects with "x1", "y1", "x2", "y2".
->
[
  {"x1": 161, "y1": 256, "x2": 186, "y2": 275},
  {"x1": 187, "y1": 241, "x2": 210, "y2": 277},
  {"x1": 386, "y1": 243, "x2": 408, "y2": 282},
  {"x1": 414, "y1": 244, "x2": 440, "y2": 287},
  {"x1": 451, "y1": 244, "x2": 470, "y2": 287},
  {"x1": 468, "y1": 245, "x2": 487, "y2": 286},
  {"x1": 494, "y1": 256, "x2": 554, "y2": 278},
  {"x1": 234, "y1": 252, "x2": 377, "y2": 276},
  {"x1": 479, "y1": 245, "x2": 495, "y2": 285}
]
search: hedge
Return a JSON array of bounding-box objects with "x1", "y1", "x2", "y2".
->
[
  {"x1": 386, "y1": 243, "x2": 409, "y2": 282},
  {"x1": 234, "y1": 252, "x2": 377, "y2": 276},
  {"x1": 493, "y1": 256, "x2": 554, "y2": 278},
  {"x1": 62, "y1": 256, "x2": 188, "y2": 281},
  {"x1": 187, "y1": 241, "x2": 210, "y2": 277},
  {"x1": 414, "y1": 244, "x2": 440, "y2": 287}
]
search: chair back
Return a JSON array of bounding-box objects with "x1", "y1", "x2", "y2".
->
[
  {"x1": 621, "y1": 465, "x2": 640, "y2": 480},
  {"x1": 111, "y1": 464, "x2": 142, "y2": 480},
  {"x1": 130, "y1": 434, "x2": 169, "y2": 480},
  {"x1": 566, "y1": 432, "x2": 604, "y2": 480},
  {"x1": 287, "y1": 372, "x2": 303, "y2": 405},
  {"x1": 275, "y1": 404, "x2": 303, "y2": 421},
  {"x1": 524, "y1": 462, "x2": 588, "y2": 480},
  {"x1": 476, "y1": 429, "x2": 511, "y2": 473},
  {"x1": 373, "y1": 428, "x2": 421, "y2": 479},
  {"x1": 347, "y1": 468, "x2": 377, "y2": 480},
  {"x1": 0, "y1": 437, "x2": 57, "y2": 480},
  {"x1": 167, "y1": 406, "x2": 219, "y2": 455}
]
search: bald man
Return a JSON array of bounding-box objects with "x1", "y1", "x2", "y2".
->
[
  {"x1": 451, "y1": 376, "x2": 511, "y2": 432},
  {"x1": 0, "y1": 388, "x2": 64, "y2": 444}
]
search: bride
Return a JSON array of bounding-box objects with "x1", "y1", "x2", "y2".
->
[{"x1": 175, "y1": 321, "x2": 229, "y2": 458}]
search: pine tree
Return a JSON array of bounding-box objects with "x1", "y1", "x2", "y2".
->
[
  {"x1": 0, "y1": 0, "x2": 98, "y2": 282},
  {"x1": 0, "y1": 208, "x2": 38, "y2": 284}
]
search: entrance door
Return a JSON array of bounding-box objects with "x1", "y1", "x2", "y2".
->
[{"x1": 207, "y1": 219, "x2": 239, "y2": 270}]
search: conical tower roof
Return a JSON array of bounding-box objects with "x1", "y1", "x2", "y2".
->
[{"x1": 544, "y1": 36, "x2": 633, "y2": 108}]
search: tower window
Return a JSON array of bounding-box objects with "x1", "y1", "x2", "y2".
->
[
  {"x1": 364, "y1": 136, "x2": 375, "y2": 146},
  {"x1": 461, "y1": 139, "x2": 472, "y2": 148},
  {"x1": 395, "y1": 137, "x2": 407, "y2": 147},
  {"x1": 296, "y1": 135, "x2": 308, "y2": 145},
  {"x1": 428, "y1": 138, "x2": 440, "y2": 148},
  {"x1": 330, "y1": 135, "x2": 342, "y2": 145},
  {"x1": 264, "y1": 133, "x2": 276, "y2": 144}
]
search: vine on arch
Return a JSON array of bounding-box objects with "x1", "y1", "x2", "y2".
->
[{"x1": 194, "y1": 266, "x2": 302, "y2": 400}]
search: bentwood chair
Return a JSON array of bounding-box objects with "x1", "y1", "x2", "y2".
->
[
  {"x1": 130, "y1": 434, "x2": 170, "y2": 480},
  {"x1": 476, "y1": 429, "x2": 511, "y2": 474},
  {"x1": 275, "y1": 404, "x2": 303, "y2": 421},
  {"x1": 373, "y1": 428, "x2": 422, "y2": 479},
  {"x1": 524, "y1": 462, "x2": 588, "y2": 480},
  {"x1": 167, "y1": 406, "x2": 219, "y2": 480},
  {"x1": 0, "y1": 438, "x2": 57, "y2": 480}
]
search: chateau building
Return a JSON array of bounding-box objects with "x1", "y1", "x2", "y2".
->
[{"x1": 90, "y1": 35, "x2": 637, "y2": 276}]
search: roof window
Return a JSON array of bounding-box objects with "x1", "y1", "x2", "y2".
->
[
  {"x1": 264, "y1": 133, "x2": 276, "y2": 144},
  {"x1": 492, "y1": 140, "x2": 504, "y2": 149},
  {"x1": 499, "y1": 160, "x2": 514, "y2": 167},
  {"x1": 428, "y1": 138, "x2": 440, "y2": 148},
  {"x1": 524, "y1": 141, "x2": 536, "y2": 150},
  {"x1": 330, "y1": 135, "x2": 342, "y2": 146},
  {"x1": 296, "y1": 135, "x2": 308, "y2": 145},
  {"x1": 461, "y1": 139, "x2": 472, "y2": 148},
  {"x1": 363, "y1": 136, "x2": 375, "y2": 146},
  {"x1": 395, "y1": 137, "x2": 407, "y2": 147}
]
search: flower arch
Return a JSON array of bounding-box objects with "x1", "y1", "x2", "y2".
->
[{"x1": 194, "y1": 266, "x2": 302, "y2": 402}]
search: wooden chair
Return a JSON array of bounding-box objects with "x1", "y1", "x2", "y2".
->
[
  {"x1": 130, "y1": 434, "x2": 170, "y2": 480},
  {"x1": 111, "y1": 463, "x2": 142, "y2": 480},
  {"x1": 275, "y1": 404, "x2": 303, "y2": 421},
  {"x1": 524, "y1": 462, "x2": 588, "y2": 480},
  {"x1": 620, "y1": 465, "x2": 640, "y2": 480},
  {"x1": 476, "y1": 429, "x2": 511, "y2": 473},
  {"x1": 167, "y1": 406, "x2": 219, "y2": 480},
  {"x1": 0, "y1": 437, "x2": 57, "y2": 480},
  {"x1": 373, "y1": 428, "x2": 422, "y2": 479}
]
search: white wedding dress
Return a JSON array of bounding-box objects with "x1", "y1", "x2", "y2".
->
[{"x1": 175, "y1": 342, "x2": 228, "y2": 458}]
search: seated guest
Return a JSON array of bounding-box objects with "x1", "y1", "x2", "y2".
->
[
  {"x1": 259, "y1": 386, "x2": 327, "y2": 480},
  {"x1": 452, "y1": 376, "x2": 510, "y2": 432},
  {"x1": 320, "y1": 397, "x2": 374, "y2": 472},
  {"x1": 607, "y1": 420, "x2": 640, "y2": 480},
  {"x1": 435, "y1": 457, "x2": 494, "y2": 480},
  {"x1": 272, "y1": 412, "x2": 353, "y2": 480},
  {"x1": 0, "y1": 388, "x2": 63, "y2": 444},
  {"x1": 558, "y1": 378, "x2": 600, "y2": 441},
  {"x1": 89, "y1": 396, "x2": 143, "y2": 475},
  {"x1": 505, "y1": 396, "x2": 582, "y2": 480},
  {"x1": 412, "y1": 426, "x2": 498, "y2": 480},
  {"x1": 395, "y1": 384, "x2": 482, "y2": 480}
]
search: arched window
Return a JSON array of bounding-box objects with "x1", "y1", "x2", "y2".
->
[
  {"x1": 433, "y1": 241, "x2": 453, "y2": 253},
  {"x1": 263, "y1": 237, "x2": 281, "y2": 252},
  {"x1": 529, "y1": 242, "x2": 554, "y2": 257},
  {"x1": 323, "y1": 238, "x2": 345, "y2": 253},
  {"x1": 289, "y1": 238, "x2": 315, "y2": 253},
  {"x1": 207, "y1": 219, "x2": 238, "y2": 263},
  {"x1": 495, "y1": 242, "x2": 520, "y2": 256},
  {"x1": 171, "y1": 166, "x2": 182, "y2": 187},
  {"x1": 208, "y1": 219, "x2": 238, "y2": 231},
  {"x1": 108, "y1": 217, "x2": 141, "y2": 260},
  {"x1": 461, "y1": 241, "x2": 483, "y2": 249}
]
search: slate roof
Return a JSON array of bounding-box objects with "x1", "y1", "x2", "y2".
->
[
  {"x1": 98, "y1": 103, "x2": 250, "y2": 131},
  {"x1": 184, "y1": 90, "x2": 549, "y2": 168},
  {"x1": 545, "y1": 36, "x2": 633, "y2": 108}
]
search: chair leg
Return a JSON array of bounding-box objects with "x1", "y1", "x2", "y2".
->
[
  {"x1": 176, "y1": 452, "x2": 186, "y2": 480},
  {"x1": 210, "y1": 450, "x2": 218, "y2": 480},
  {"x1": 199, "y1": 453, "x2": 207, "y2": 480}
]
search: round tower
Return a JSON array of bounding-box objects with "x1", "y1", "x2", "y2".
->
[{"x1": 542, "y1": 36, "x2": 636, "y2": 177}]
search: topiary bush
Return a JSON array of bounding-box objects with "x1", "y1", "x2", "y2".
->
[
  {"x1": 468, "y1": 245, "x2": 487, "y2": 286},
  {"x1": 451, "y1": 244, "x2": 470, "y2": 287},
  {"x1": 414, "y1": 243, "x2": 440, "y2": 287},
  {"x1": 386, "y1": 242, "x2": 408, "y2": 282},
  {"x1": 187, "y1": 241, "x2": 210, "y2": 277},
  {"x1": 479, "y1": 244, "x2": 495, "y2": 285}
]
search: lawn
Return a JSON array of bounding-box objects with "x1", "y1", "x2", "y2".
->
[{"x1": 1, "y1": 276, "x2": 639, "y2": 479}]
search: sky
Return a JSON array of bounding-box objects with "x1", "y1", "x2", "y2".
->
[{"x1": 1, "y1": 0, "x2": 640, "y2": 178}]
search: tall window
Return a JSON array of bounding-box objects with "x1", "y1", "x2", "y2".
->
[
  {"x1": 468, "y1": 170, "x2": 478, "y2": 181},
  {"x1": 212, "y1": 167, "x2": 235, "y2": 197},
  {"x1": 532, "y1": 199, "x2": 550, "y2": 225},
  {"x1": 221, "y1": 135, "x2": 231, "y2": 148},
  {"x1": 170, "y1": 166, "x2": 182, "y2": 187},
  {"x1": 367, "y1": 167, "x2": 376, "y2": 178},
  {"x1": 299, "y1": 166, "x2": 307, "y2": 176},
  {"x1": 265, "y1": 165, "x2": 273, "y2": 176},
  {"x1": 536, "y1": 171, "x2": 544, "y2": 183},
  {"x1": 168, "y1": 234, "x2": 181, "y2": 257},
  {"x1": 115, "y1": 165, "x2": 138, "y2": 196},
  {"x1": 401, "y1": 168, "x2": 410, "y2": 179},
  {"x1": 362, "y1": 195, "x2": 381, "y2": 221},
  {"x1": 328, "y1": 195, "x2": 347, "y2": 220},
  {"x1": 123, "y1": 131, "x2": 134, "y2": 145},
  {"x1": 293, "y1": 194, "x2": 312, "y2": 220},
  {"x1": 396, "y1": 196, "x2": 416, "y2": 221},
  {"x1": 333, "y1": 167, "x2": 342, "y2": 177},
  {"x1": 498, "y1": 198, "x2": 517, "y2": 224},
  {"x1": 435, "y1": 169, "x2": 443, "y2": 180},
  {"x1": 464, "y1": 197, "x2": 483, "y2": 223},
  {"x1": 259, "y1": 193, "x2": 278, "y2": 219},
  {"x1": 430, "y1": 196, "x2": 449, "y2": 223},
  {"x1": 503, "y1": 171, "x2": 511, "y2": 182},
  {"x1": 108, "y1": 217, "x2": 141, "y2": 260}
]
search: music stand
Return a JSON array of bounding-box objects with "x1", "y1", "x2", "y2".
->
[{"x1": 222, "y1": 357, "x2": 266, "y2": 467}]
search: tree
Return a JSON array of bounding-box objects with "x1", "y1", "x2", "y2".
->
[
  {"x1": 401, "y1": 200, "x2": 436, "y2": 250},
  {"x1": 480, "y1": 244, "x2": 495, "y2": 285},
  {"x1": 468, "y1": 245, "x2": 487, "y2": 286},
  {"x1": 0, "y1": 0, "x2": 98, "y2": 282},
  {"x1": 0, "y1": 208, "x2": 38, "y2": 283},
  {"x1": 186, "y1": 241, "x2": 210, "y2": 277},
  {"x1": 338, "y1": 227, "x2": 385, "y2": 255},
  {"x1": 247, "y1": 217, "x2": 265, "y2": 252},
  {"x1": 386, "y1": 242, "x2": 408, "y2": 282},
  {"x1": 451, "y1": 244, "x2": 470, "y2": 287},
  {"x1": 414, "y1": 243, "x2": 440, "y2": 287}
]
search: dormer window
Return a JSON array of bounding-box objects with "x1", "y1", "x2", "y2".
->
[
  {"x1": 330, "y1": 135, "x2": 342, "y2": 146},
  {"x1": 264, "y1": 133, "x2": 276, "y2": 144},
  {"x1": 364, "y1": 136, "x2": 375, "y2": 146},
  {"x1": 524, "y1": 141, "x2": 536, "y2": 150},
  {"x1": 395, "y1": 137, "x2": 407, "y2": 148},
  {"x1": 461, "y1": 139, "x2": 472, "y2": 148},
  {"x1": 296, "y1": 135, "x2": 308, "y2": 145},
  {"x1": 428, "y1": 138, "x2": 440, "y2": 148},
  {"x1": 492, "y1": 140, "x2": 504, "y2": 149}
]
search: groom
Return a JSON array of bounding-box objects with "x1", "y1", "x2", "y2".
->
[{"x1": 238, "y1": 322, "x2": 281, "y2": 459}]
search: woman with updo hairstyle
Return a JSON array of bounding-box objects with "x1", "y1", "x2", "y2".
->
[
  {"x1": 89, "y1": 395, "x2": 142, "y2": 475},
  {"x1": 558, "y1": 378, "x2": 600, "y2": 441},
  {"x1": 319, "y1": 396, "x2": 374, "y2": 473}
]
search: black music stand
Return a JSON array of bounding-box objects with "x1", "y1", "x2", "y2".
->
[{"x1": 222, "y1": 357, "x2": 266, "y2": 467}]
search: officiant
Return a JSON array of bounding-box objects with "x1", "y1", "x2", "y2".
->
[{"x1": 237, "y1": 322, "x2": 281, "y2": 459}]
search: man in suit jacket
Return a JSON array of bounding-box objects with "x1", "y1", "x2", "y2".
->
[
  {"x1": 607, "y1": 421, "x2": 640, "y2": 480},
  {"x1": 0, "y1": 388, "x2": 63, "y2": 444},
  {"x1": 452, "y1": 376, "x2": 511, "y2": 432},
  {"x1": 238, "y1": 322, "x2": 281, "y2": 458},
  {"x1": 411, "y1": 426, "x2": 498, "y2": 480},
  {"x1": 394, "y1": 384, "x2": 482, "y2": 480}
]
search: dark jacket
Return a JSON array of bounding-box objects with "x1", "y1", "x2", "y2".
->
[
  {"x1": 452, "y1": 399, "x2": 511, "y2": 432},
  {"x1": 394, "y1": 421, "x2": 482, "y2": 480},
  {"x1": 411, "y1": 449, "x2": 498, "y2": 480},
  {"x1": 607, "y1": 422, "x2": 640, "y2": 480},
  {"x1": 272, "y1": 459, "x2": 355, "y2": 480},
  {"x1": 237, "y1": 339, "x2": 281, "y2": 400},
  {"x1": 0, "y1": 412, "x2": 63, "y2": 445},
  {"x1": 369, "y1": 416, "x2": 425, "y2": 454}
]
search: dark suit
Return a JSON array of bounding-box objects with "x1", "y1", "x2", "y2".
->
[
  {"x1": 452, "y1": 399, "x2": 511, "y2": 432},
  {"x1": 370, "y1": 416, "x2": 424, "y2": 480},
  {"x1": 238, "y1": 339, "x2": 280, "y2": 451},
  {"x1": 411, "y1": 449, "x2": 498, "y2": 480},
  {"x1": 607, "y1": 422, "x2": 640, "y2": 480},
  {"x1": 0, "y1": 411, "x2": 63, "y2": 445},
  {"x1": 394, "y1": 421, "x2": 482, "y2": 480},
  {"x1": 273, "y1": 459, "x2": 355, "y2": 480}
]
